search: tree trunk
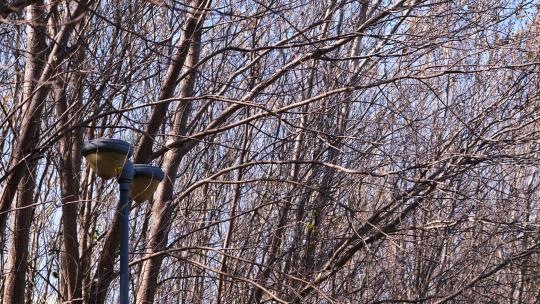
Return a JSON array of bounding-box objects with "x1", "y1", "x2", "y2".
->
[
  {"x1": 54, "y1": 76, "x2": 83, "y2": 303},
  {"x1": 135, "y1": 22, "x2": 204, "y2": 304},
  {"x1": 1, "y1": 3, "x2": 46, "y2": 302},
  {"x1": 2, "y1": 174, "x2": 36, "y2": 304}
]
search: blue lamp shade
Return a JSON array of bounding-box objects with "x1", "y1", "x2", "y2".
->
[
  {"x1": 129, "y1": 164, "x2": 165, "y2": 203},
  {"x1": 82, "y1": 138, "x2": 133, "y2": 179}
]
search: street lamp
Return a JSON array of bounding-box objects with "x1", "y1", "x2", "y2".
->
[
  {"x1": 130, "y1": 164, "x2": 165, "y2": 204},
  {"x1": 81, "y1": 138, "x2": 163, "y2": 304},
  {"x1": 81, "y1": 138, "x2": 132, "y2": 179}
]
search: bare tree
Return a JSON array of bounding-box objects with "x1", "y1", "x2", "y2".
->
[{"x1": 2, "y1": 0, "x2": 540, "y2": 303}]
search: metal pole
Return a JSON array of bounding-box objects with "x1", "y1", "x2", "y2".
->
[{"x1": 118, "y1": 161, "x2": 133, "y2": 304}]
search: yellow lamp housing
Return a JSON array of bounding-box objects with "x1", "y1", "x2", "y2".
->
[
  {"x1": 129, "y1": 164, "x2": 164, "y2": 203},
  {"x1": 81, "y1": 138, "x2": 133, "y2": 179}
]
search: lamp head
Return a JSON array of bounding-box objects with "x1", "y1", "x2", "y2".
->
[
  {"x1": 129, "y1": 164, "x2": 164, "y2": 203},
  {"x1": 82, "y1": 138, "x2": 133, "y2": 179}
]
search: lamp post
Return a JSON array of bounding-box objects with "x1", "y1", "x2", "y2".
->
[{"x1": 82, "y1": 138, "x2": 163, "y2": 304}]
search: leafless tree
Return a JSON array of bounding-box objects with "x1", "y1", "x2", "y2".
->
[{"x1": 1, "y1": 0, "x2": 540, "y2": 303}]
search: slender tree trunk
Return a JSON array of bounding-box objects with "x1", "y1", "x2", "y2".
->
[
  {"x1": 2, "y1": 174, "x2": 36, "y2": 304},
  {"x1": 215, "y1": 124, "x2": 251, "y2": 304},
  {"x1": 54, "y1": 75, "x2": 83, "y2": 303},
  {"x1": 87, "y1": 212, "x2": 122, "y2": 304},
  {"x1": 1, "y1": 3, "x2": 46, "y2": 302},
  {"x1": 135, "y1": 23, "x2": 204, "y2": 304}
]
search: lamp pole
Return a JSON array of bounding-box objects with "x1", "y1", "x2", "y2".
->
[
  {"x1": 82, "y1": 138, "x2": 163, "y2": 304},
  {"x1": 118, "y1": 160, "x2": 134, "y2": 304}
]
